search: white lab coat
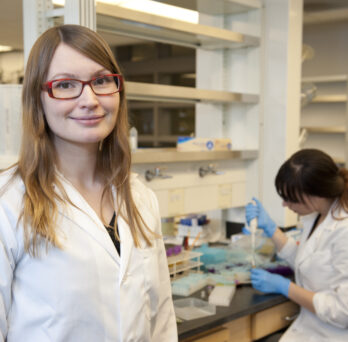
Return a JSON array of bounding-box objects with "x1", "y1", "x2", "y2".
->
[
  {"x1": 0, "y1": 168, "x2": 177, "y2": 342},
  {"x1": 278, "y1": 203, "x2": 348, "y2": 341}
]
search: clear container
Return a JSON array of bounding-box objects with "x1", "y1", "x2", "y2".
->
[
  {"x1": 174, "y1": 298, "x2": 216, "y2": 320},
  {"x1": 129, "y1": 126, "x2": 138, "y2": 151}
]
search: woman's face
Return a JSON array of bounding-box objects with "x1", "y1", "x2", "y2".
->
[
  {"x1": 41, "y1": 43, "x2": 119, "y2": 150},
  {"x1": 282, "y1": 194, "x2": 316, "y2": 215}
]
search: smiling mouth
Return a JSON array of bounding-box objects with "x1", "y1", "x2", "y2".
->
[
  {"x1": 71, "y1": 114, "x2": 106, "y2": 121},
  {"x1": 69, "y1": 114, "x2": 107, "y2": 126}
]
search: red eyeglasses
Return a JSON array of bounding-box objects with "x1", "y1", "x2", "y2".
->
[{"x1": 42, "y1": 74, "x2": 123, "y2": 100}]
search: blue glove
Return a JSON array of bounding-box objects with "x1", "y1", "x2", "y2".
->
[
  {"x1": 251, "y1": 268, "x2": 290, "y2": 297},
  {"x1": 245, "y1": 197, "x2": 277, "y2": 238}
]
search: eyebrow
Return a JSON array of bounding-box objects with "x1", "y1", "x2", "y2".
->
[{"x1": 49, "y1": 69, "x2": 110, "y2": 80}]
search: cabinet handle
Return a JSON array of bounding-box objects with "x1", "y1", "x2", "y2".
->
[{"x1": 283, "y1": 313, "x2": 298, "y2": 321}]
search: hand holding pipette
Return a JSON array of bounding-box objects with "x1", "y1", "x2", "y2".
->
[{"x1": 246, "y1": 198, "x2": 277, "y2": 238}]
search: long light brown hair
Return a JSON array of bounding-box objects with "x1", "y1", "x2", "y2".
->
[{"x1": 12, "y1": 24, "x2": 154, "y2": 255}]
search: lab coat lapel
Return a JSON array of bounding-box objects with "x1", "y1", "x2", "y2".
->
[
  {"x1": 56, "y1": 177, "x2": 120, "y2": 265},
  {"x1": 295, "y1": 213, "x2": 316, "y2": 266},
  {"x1": 296, "y1": 212, "x2": 332, "y2": 266},
  {"x1": 116, "y1": 173, "x2": 144, "y2": 284}
]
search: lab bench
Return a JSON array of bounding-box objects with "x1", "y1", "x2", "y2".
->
[{"x1": 177, "y1": 285, "x2": 299, "y2": 342}]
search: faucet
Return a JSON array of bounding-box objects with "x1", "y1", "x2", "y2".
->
[
  {"x1": 198, "y1": 164, "x2": 224, "y2": 178},
  {"x1": 145, "y1": 167, "x2": 173, "y2": 182}
]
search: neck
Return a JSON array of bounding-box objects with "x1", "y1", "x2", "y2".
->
[
  {"x1": 54, "y1": 140, "x2": 101, "y2": 187},
  {"x1": 317, "y1": 198, "x2": 335, "y2": 218}
]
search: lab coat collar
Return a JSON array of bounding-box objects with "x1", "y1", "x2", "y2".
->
[
  {"x1": 55, "y1": 173, "x2": 121, "y2": 266},
  {"x1": 296, "y1": 201, "x2": 339, "y2": 266}
]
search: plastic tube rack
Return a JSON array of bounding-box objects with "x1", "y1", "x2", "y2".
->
[{"x1": 168, "y1": 251, "x2": 203, "y2": 280}]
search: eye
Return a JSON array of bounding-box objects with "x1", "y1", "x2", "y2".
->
[
  {"x1": 53, "y1": 80, "x2": 77, "y2": 89},
  {"x1": 94, "y1": 75, "x2": 113, "y2": 86}
]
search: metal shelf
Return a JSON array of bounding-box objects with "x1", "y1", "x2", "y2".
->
[
  {"x1": 125, "y1": 81, "x2": 258, "y2": 103},
  {"x1": 132, "y1": 148, "x2": 258, "y2": 164},
  {"x1": 304, "y1": 8, "x2": 348, "y2": 25},
  {"x1": 96, "y1": 4, "x2": 260, "y2": 49},
  {"x1": 302, "y1": 75, "x2": 347, "y2": 83},
  {"x1": 302, "y1": 126, "x2": 345, "y2": 134},
  {"x1": 157, "y1": 0, "x2": 262, "y2": 15},
  {"x1": 312, "y1": 95, "x2": 347, "y2": 103},
  {"x1": 129, "y1": 101, "x2": 194, "y2": 109}
]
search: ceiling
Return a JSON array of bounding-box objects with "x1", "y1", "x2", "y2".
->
[{"x1": 1, "y1": 0, "x2": 348, "y2": 52}]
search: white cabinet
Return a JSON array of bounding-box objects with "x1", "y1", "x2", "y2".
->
[{"x1": 132, "y1": 149, "x2": 257, "y2": 218}]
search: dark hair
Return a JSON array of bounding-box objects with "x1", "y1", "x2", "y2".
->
[{"x1": 275, "y1": 149, "x2": 348, "y2": 213}]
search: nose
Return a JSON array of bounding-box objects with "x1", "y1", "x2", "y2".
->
[{"x1": 78, "y1": 84, "x2": 99, "y2": 107}]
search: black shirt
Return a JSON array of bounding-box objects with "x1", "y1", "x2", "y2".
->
[
  {"x1": 105, "y1": 212, "x2": 121, "y2": 256},
  {"x1": 307, "y1": 213, "x2": 321, "y2": 240}
]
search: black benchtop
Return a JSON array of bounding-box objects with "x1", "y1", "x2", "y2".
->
[{"x1": 177, "y1": 285, "x2": 288, "y2": 340}]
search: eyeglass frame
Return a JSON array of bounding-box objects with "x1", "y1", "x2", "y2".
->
[{"x1": 42, "y1": 73, "x2": 123, "y2": 100}]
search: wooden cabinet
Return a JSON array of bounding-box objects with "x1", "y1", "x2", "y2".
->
[
  {"x1": 182, "y1": 327, "x2": 230, "y2": 342},
  {"x1": 251, "y1": 301, "x2": 299, "y2": 341},
  {"x1": 223, "y1": 316, "x2": 251, "y2": 342},
  {"x1": 180, "y1": 301, "x2": 299, "y2": 342}
]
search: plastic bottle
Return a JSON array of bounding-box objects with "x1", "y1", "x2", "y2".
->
[{"x1": 129, "y1": 126, "x2": 138, "y2": 152}]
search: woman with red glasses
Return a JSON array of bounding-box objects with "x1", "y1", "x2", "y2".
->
[
  {"x1": 246, "y1": 149, "x2": 348, "y2": 341},
  {"x1": 0, "y1": 24, "x2": 177, "y2": 342}
]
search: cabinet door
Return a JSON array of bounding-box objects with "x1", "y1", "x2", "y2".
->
[{"x1": 251, "y1": 301, "x2": 299, "y2": 340}]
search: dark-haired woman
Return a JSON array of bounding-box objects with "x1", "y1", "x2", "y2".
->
[{"x1": 245, "y1": 149, "x2": 348, "y2": 341}]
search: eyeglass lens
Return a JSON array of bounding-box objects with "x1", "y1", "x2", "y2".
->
[{"x1": 51, "y1": 75, "x2": 120, "y2": 99}]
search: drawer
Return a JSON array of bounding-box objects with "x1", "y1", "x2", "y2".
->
[
  {"x1": 223, "y1": 315, "x2": 252, "y2": 342},
  {"x1": 251, "y1": 301, "x2": 299, "y2": 340},
  {"x1": 182, "y1": 327, "x2": 230, "y2": 342}
]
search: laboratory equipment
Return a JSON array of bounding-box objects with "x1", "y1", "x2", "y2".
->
[
  {"x1": 166, "y1": 245, "x2": 182, "y2": 257},
  {"x1": 145, "y1": 167, "x2": 172, "y2": 182},
  {"x1": 171, "y1": 273, "x2": 208, "y2": 296},
  {"x1": 167, "y1": 250, "x2": 203, "y2": 279},
  {"x1": 194, "y1": 244, "x2": 228, "y2": 266},
  {"x1": 177, "y1": 214, "x2": 209, "y2": 240},
  {"x1": 249, "y1": 199, "x2": 258, "y2": 267},
  {"x1": 129, "y1": 126, "x2": 138, "y2": 151},
  {"x1": 174, "y1": 298, "x2": 216, "y2": 321},
  {"x1": 208, "y1": 285, "x2": 236, "y2": 307}
]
